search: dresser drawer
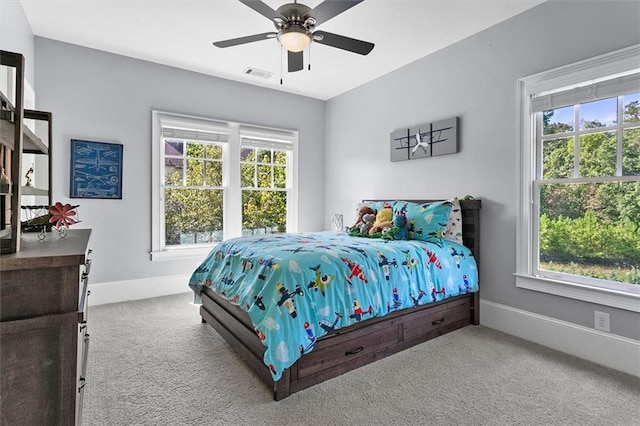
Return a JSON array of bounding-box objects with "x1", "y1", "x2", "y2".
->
[
  {"x1": 84, "y1": 249, "x2": 93, "y2": 275},
  {"x1": 78, "y1": 272, "x2": 90, "y2": 323},
  {"x1": 77, "y1": 248, "x2": 92, "y2": 322},
  {"x1": 77, "y1": 323, "x2": 90, "y2": 382},
  {"x1": 76, "y1": 323, "x2": 90, "y2": 426},
  {"x1": 296, "y1": 325, "x2": 398, "y2": 379},
  {"x1": 1, "y1": 265, "x2": 80, "y2": 321},
  {"x1": 1, "y1": 312, "x2": 78, "y2": 426}
]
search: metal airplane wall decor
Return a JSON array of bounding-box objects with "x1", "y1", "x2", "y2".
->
[{"x1": 390, "y1": 117, "x2": 459, "y2": 162}]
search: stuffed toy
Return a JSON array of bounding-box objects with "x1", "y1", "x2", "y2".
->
[
  {"x1": 369, "y1": 202, "x2": 394, "y2": 235},
  {"x1": 349, "y1": 205, "x2": 376, "y2": 232},
  {"x1": 392, "y1": 209, "x2": 409, "y2": 240},
  {"x1": 358, "y1": 213, "x2": 376, "y2": 235},
  {"x1": 348, "y1": 212, "x2": 376, "y2": 237},
  {"x1": 373, "y1": 210, "x2": 409, "y2": 240}
]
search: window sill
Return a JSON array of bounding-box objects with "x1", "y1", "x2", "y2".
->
[
  {"x1": 514, "y1": 273, "x2": 640, "y2": 313},
  {"x1": 150, "y1": 245, "x2": 215, "y2": 261}
]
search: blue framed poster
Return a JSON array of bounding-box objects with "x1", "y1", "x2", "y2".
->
[{"x1": 70, "y1": 139, "x2": 123, "y2": 199}]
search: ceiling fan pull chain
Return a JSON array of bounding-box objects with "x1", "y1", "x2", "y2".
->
[
  {"x1": 280, "y1": 47, "x2": 283, "y2": 85},
  {"x1": 308, "y1": 44, "x2": 311, "y2": 71}
]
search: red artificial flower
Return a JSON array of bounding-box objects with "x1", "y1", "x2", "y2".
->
[{"x1": 48, "y1": 202, "x2": 77, "y2": 229}]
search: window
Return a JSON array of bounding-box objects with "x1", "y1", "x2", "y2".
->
[
  {"x1": 517, "y1": 45, "x2": 640, "y2": 312},
  {"x1": 239, "y1": 127, "x2": 295, "y2": 237},
  {"x1": 151, "y1": 112, "x2": 298, "y2": 260},
  {"x1": 163, "y1": 131, "x2": 227, "y2": 247}
]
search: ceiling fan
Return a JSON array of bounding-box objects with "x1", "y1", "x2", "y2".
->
[{"x1": 213, "y1": 0, "x2": 374, "y2": 72}]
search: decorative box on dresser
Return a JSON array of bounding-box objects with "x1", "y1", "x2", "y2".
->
[{"x1": 1, "y1": 229, "x2": 92, "y2": 426}]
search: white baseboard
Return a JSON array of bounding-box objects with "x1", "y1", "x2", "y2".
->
[
  {"x1": 480, "y1": 299, "x2": 640, "y2": 377},
  {"x1": 88, "y1": 274, "x2": 191, "y2": 306}
]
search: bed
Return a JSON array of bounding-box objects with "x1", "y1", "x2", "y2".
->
[{"x1": 189, "y1": 198, "x2": 481, "y2": 400}]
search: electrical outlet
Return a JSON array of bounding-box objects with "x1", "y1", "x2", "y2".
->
[{"x1": 594, "y1": 311, "x2": 610, "y2": 332}]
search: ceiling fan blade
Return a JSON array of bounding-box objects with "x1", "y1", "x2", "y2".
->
[
  {"x1": 213, "y1": 32, "x2": 276, "y2": 48},
  {"x1": 313, "y1": 31, "x2": 374, "y2": 55},
  {"x1": 288, "y1": 51, "x2": 304, "y2": 72},
  {"x1": 239, "y1": 0, "x2": 285, "y2": 21},
  {"x1": 307, "y1": 0, "x2": 364, "y2": 26}
]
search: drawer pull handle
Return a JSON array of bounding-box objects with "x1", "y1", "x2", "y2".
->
[
  {"x1": 432, "y1": 318, "x2": 445, "y2": 325},
  {"x1": 345, "y1": 346, "x2": 364, "y2": 356}
]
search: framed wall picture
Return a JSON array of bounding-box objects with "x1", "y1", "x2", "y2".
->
[{"x1": 70, "y1": 139, "x2": 123, "y2": 199}]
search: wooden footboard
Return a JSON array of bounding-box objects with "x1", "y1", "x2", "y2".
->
[{"x1": 199, "y1": 199, "x2": 481, "y2": 400}]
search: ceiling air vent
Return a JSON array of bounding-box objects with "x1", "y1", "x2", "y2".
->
[{"x1": 244, "y1": 67, "x2": 273, "y2": 79}]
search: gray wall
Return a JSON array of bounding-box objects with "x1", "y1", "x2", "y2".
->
[
  {"x1": 325, "y1": 0, "x2": 640, "y2": 340},
  {"x1": 0, "y1": 0, "x2": 35, "y2": 86},
  {"x1": 33, "y1": 38, "x2": 326, "y2": 284}
]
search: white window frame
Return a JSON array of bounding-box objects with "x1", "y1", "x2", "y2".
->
[
  {"x1": 239, "y1": 125, "x2": 297, "y2": 234},
  {"x1": 151, "y1": 111, "x2": 298, "y2": 261},
  {"x1": 516, "y1": 44, "x2": 640, "y2": 313}
]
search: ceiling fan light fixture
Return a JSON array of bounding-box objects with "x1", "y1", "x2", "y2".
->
[{"x1": 277, "y1": 26, "x2": 311, "y2": 52}]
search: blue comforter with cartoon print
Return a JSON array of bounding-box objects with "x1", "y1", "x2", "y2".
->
[{"x1": 188, "y1": 231, "x2": 478, "y2": 381}]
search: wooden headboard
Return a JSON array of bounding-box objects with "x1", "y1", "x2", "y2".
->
[{"x1": 459, "y1": 199, "x2": 481, "y2": 265}]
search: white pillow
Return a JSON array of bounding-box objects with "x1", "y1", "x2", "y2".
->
[{"x1": 443, "y1": 197, "x2": 463, "y2": 245}]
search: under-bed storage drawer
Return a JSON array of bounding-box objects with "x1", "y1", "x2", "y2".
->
[
  {"x1": 403, "y1": 297, "x2": 471, "y2": 341},
  {"x1": 292, "y1": 296, "x2": 471, "y2": 388},
  {"x1": 296, "y1": 325, "x2": 399, "y2": 379}
]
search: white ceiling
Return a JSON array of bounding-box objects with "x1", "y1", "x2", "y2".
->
[{"x1": 19, "y1": 0, "x2": 545, "y2": 100}]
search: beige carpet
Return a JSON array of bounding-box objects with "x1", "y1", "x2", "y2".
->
[{"x1": 83, "y1": 293, "x2": 640, "y2": 425}]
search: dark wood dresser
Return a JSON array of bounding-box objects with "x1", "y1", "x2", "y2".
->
[{"x1": 1, "y1": 229, "x2": 92, "y2": 425}]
